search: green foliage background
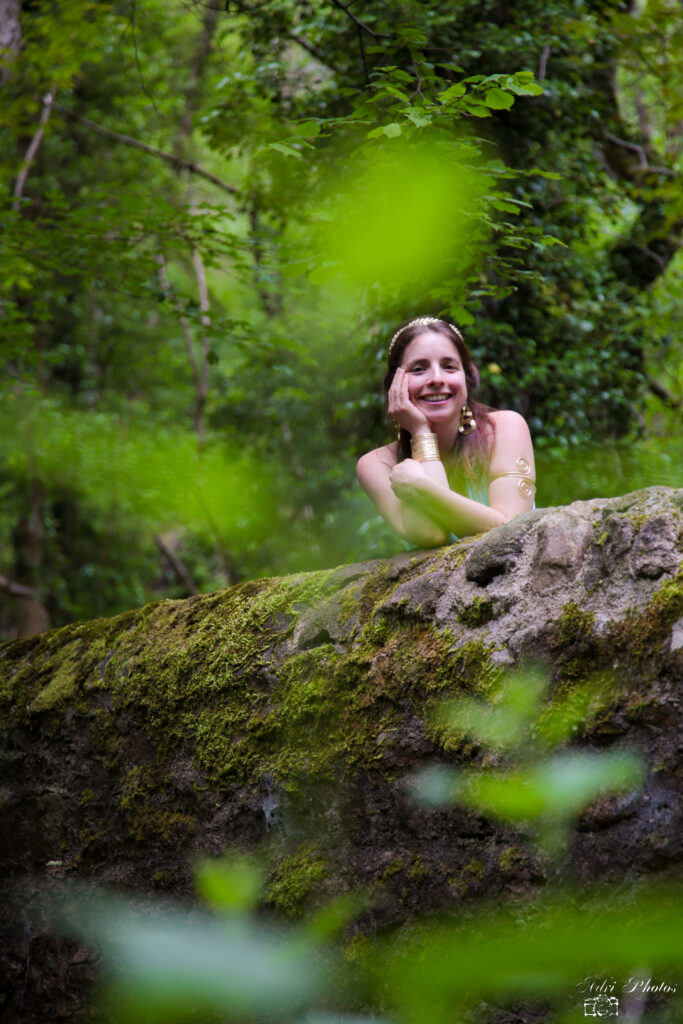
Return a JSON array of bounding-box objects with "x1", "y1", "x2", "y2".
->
[{"x1": 1, "y1": 0, "x2": 682, "y2": 635}]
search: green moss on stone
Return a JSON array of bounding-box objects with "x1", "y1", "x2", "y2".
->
[
  {"x1": 448, "y1": 858, "x2": 484, "y2": 896},
  {"x1": 554, "y1": 602, "x2": 596, "y2": 649},
  {"x1": 152, "y1": 869, "x2": 175, "y2": 888},
  {"x1": 608, "y1": 569, "x2": 683, "y2": 663},
  {"x1": 3, "y1": 537, "x2": 677, "y2": 866},
  {"x1": 337, "y1": 584, "x2": 360, "y2": 627},
  {"x1": 377, "y1": 855, "x2": 410, "y2": 883},
  {"x1": 451, "y1": 638, "x2": 498, "y2": 695},
  {"x1": 406, "y1": 854, "x2": 431, "y2": 881},
  {"x1": 343, "y1": 932, "x2": 374, "y2": 967},
  {"x1": 26, "y1": 635, "x2": 97, "y2": 713},
  {"x1": 265, "y1": 842, "x2": 329, "y2": 917},
  {"x1": 0, "y1": 558, "x2": 455, "y2": 847},
  {"x1": 540, "y1": 572, "x2": 683, "y2": 738},
  {"x1": 118, "y1": 763, "x2": 197, "y2": 842},
  {"x1": 78, "y1": 827, "x2": 102, "y2": 861},
  {"x1": 498, "y1": 845, "x2": 527, "y2": 871},
  {"x1": 625, "y1": 511, "x2": 650, "y2": 531},
  {"x1": 353, "y1": 564, "x2": 402, "y2": 623},
  {"x1": 458, "y1": 597, "x2": 495, "y2": 629},
  {"x1": 79, "y1": 788, "x2": 95, "y2": 809}
]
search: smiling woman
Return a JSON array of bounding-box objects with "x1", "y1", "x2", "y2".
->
[{"x1": 356, "y1": 317, "x2": 536, "y2": 548}]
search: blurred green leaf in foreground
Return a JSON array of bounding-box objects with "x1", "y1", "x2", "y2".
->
[
  {"x1": 45, "y1": 874, "x2": 682, "y2": 1024},
  {"x1": 47, "y1": 882, "x2": 330, "y2": 1021}
]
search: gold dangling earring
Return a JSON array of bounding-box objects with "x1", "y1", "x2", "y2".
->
[
  {"x1": 458, "y1": 403, "x2": 476, "y2": 435},
  {"x1": 392, "y1": 418, "x2": 401, "y2": 439}
]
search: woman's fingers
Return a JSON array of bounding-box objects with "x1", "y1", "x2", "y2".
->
[
  {"x1": 387, "y1": 368, "x2": 404, "y2": 416},
  {"x1": 392, "y1": 369, "x2": 410, "y2": 409},
  {"x1": 389, "y1": 368, "x2": 429, "y2": 433},
  {"x1": 400, "y1": 368, "x2": 410, "y2": 405}
]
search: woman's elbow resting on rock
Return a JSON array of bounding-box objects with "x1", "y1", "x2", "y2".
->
[
  {"x1": 407, "y1": 533, "x2": 451, "y2": 549},
  {"x1": 402, "y1": 523, "x2": 452, "y2": 547},
  {"x1": 491, "y1": 508, "x2": 510, "y2": 528}
]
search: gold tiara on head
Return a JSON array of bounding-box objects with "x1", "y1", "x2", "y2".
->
[{"x1": 389, "y1": 316, "x2": 463, "y2": 355}]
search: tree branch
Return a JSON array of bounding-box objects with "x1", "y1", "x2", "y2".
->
[
  {"x1": 410, "y1": 54, "x2": 424, "y2": 99},
  {"x1": 154, "y1": 535, "x2": 199, "y2": 595},
  {"x1": 647, "y1": 376, "x2": 681, "y2": 409},
  {"x1": 603, "y1": 129, "x2": 648, "y2": 170},
  {"x1": 287, "y1": 29, "x2": 335, "y2": 69},
  {"x1": 227, "y1": 0, "x2": 337, "y2": 70},
  {"x1": 357, "y1": 23, "x2": 369, "y2": 85},
  {"x1": 52, "y1": 102, "x2": 238, "y2": 196},
  {"x1": 13, "y1": 89, "x2": 56, "y2": 212},
  {"x1": 329, "y1": 0, "x2": 389, "y2": 38},
  {"x1": 0, "y1": 574, "x2": 39, "y2": 599},
  {"x1": 640, "y1": 244, "x2": 666, "y2": 271}
]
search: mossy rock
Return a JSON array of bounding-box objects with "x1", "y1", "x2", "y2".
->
[{"x1": 0, "y1": 487, "x2": 682, "y2": 1022}]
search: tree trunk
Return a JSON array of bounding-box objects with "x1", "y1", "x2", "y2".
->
[
  {"x1": 171, "y1": 3, "x2": 220, "y2": 446},
  {"x1": 0, "y1": 0, "x2": 21, "y2": 85},
  {"x1": 10, "y1": 480, "x2": 49, "y2": 637}
]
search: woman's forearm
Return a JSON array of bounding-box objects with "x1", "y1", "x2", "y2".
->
[
  {"x1": 399, "y1": 460, "x2": 451, "y2": 544},
  {"x1": 400, "y1": 505, "x2": 451, "y2": 546},
  {"x1": 402, "y1": 474, "x2": 504, "y2": 537}
]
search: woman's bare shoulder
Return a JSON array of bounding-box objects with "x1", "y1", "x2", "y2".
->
[
  {"x1": 487, "y1": 409, "x2": 534, "y2": 475},
  {"x1": 356, "y1": 442, "x2": 398, "y2": 481},
  {"x1": 489, "y1": 408, "x2": 530, "y2": 433}
]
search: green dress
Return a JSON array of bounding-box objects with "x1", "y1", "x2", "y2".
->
[{"x1": 447, "y1": 476, "x2": 489, "y2": 543}]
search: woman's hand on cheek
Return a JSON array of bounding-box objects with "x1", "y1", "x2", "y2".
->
[
  {"x1": 388, "y1": 368, "x2": 430, "y2": 436},
  {"x1": 389, "y1": 458, "x2": 429, "y2": 499}
]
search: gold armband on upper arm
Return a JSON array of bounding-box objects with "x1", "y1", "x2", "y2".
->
[{"x1": 491, "y1": 457, "x2": 536, "y2": 498}]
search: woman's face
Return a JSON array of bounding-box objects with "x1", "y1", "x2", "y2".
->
[{"x1": 399, "y1": 330, "x2": 467, "y2": 422}]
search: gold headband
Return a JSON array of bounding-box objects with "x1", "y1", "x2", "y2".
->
[{"x1": 389, "y1": 316, "x2": 463, "y2": 355}]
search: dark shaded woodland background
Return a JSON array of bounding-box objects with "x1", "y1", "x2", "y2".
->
[{"x1": 1, "y1": 0, "x2": 682, "y2": 640}]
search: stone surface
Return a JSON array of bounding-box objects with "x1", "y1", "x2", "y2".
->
[{"x1": 0, "y1": 486, "x2": 682, "y2": 1022}]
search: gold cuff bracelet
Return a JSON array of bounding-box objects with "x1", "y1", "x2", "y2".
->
[{"x1": 410, "y1": 432, "x2": 441, "y2": 463}]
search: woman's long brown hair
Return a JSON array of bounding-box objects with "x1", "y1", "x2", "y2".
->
[{"x1": 383, "y1": 319, "x2": 494, "y2": 484}]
